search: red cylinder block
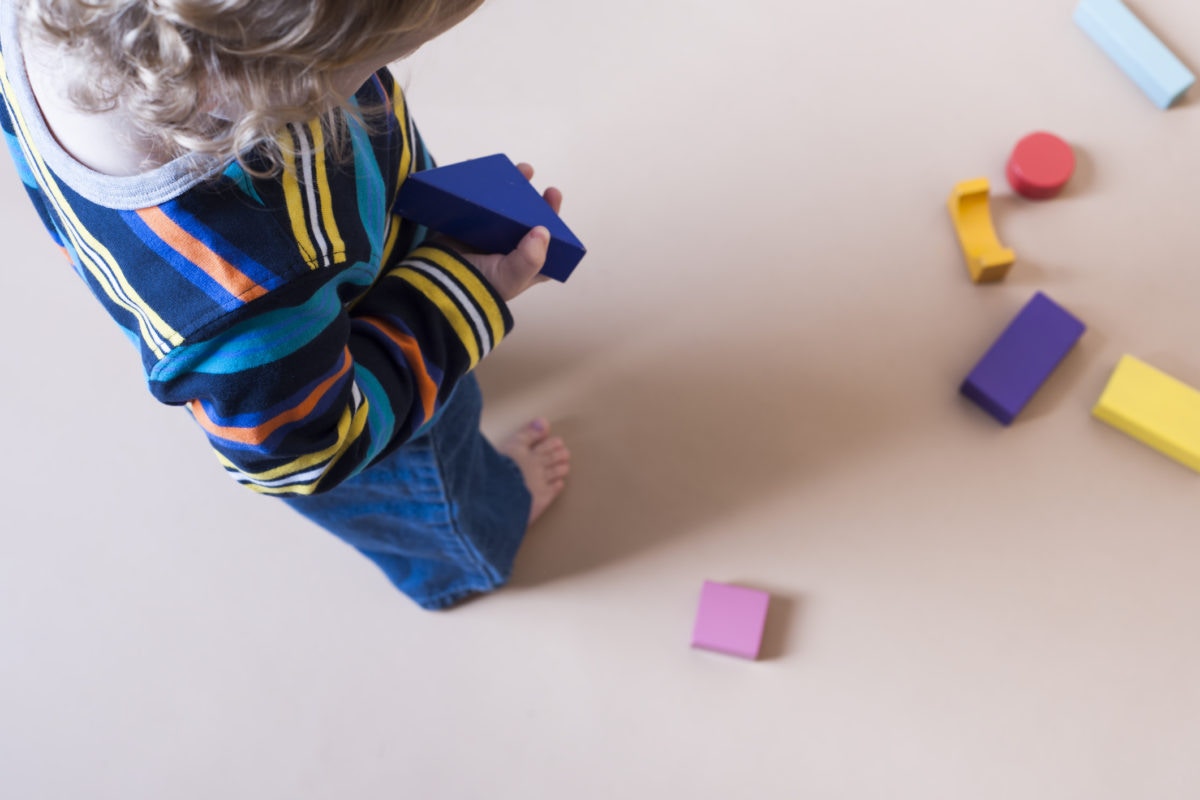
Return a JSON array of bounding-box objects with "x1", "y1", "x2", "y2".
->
[{"x1": 1006, "y1": 132, "x2": 1075, "y2": 200}]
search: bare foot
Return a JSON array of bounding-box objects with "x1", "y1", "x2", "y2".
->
[{"x1": 498, "y1": 418, "x2": 570, "y2": 523}]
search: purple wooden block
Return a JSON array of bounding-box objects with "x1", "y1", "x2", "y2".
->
[
  {"x1": 960, "y1": 292, "x2": 1086, "y2": 425},
  {"x1": 691, "y1": 581, "x2": 770, "y2": 660}
]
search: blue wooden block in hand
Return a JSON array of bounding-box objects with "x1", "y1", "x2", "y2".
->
[
  {"x1": 960, "y1": 292, "x2": 1086, "y2": 425},
  {"x1": 394, "y1": 154, "x2": 587, "y2": 282}
]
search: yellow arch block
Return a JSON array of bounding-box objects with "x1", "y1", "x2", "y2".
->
[{"x1": 947, "y1": 178, "x2": 1016, "y2": 283}]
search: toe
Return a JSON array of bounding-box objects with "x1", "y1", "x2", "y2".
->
[
  {"x1": 506, "y1": 418, "x2": 551, "y2": 450},
  {"x1": 522, "y1": 418, "x2": 551, "y2": 443},
  {"x1": 537, "y1": 434, "x2": 565, "y2": 451},
  {"x1": 538, "y1": 441, "x2": 570, "y2": 468}
]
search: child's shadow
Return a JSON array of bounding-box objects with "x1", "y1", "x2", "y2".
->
[{"x1": 488, "y1": 324, "x2": 928, "y2": 588}]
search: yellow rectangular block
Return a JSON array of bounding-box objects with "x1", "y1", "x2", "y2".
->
[{"x1": 1092, "y1": 355, "x2": 1200, "y2": 473}]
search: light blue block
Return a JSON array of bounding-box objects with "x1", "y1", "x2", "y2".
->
[{"x1": 1074, "y1": 0, "x2": 1195, "y2": 108}]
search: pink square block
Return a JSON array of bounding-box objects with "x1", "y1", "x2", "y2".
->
[{"x1": 691, "y1": 581, "x2": 770, "y2": 660}]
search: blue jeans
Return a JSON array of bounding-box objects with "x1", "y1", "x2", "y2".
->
[{"x1": 282, "y1": 374, "x2": 531, "y2": 610}]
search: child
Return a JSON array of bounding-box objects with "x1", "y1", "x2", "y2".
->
[{"x1": 1, "y1": 0, "x2": 571, "y2": 610}]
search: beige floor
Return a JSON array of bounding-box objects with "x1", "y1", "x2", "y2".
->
[{"x1": 5, "y1": 0, "x2": 1200, "y2": 797}]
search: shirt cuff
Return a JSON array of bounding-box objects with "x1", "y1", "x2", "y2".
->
[{"x1": 393, "y1": 242, "x2": 515, "y2": 368}]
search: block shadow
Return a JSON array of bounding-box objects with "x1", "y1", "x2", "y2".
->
[{"x1": 758, "y1": 589, "x2": 802, "y2": 661}]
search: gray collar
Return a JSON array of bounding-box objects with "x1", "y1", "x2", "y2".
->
[{"x1": 1, "y1": 2, "x2": 229, "y2": 209}]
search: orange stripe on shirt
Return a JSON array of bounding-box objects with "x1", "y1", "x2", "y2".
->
[
  {"x1": 188, "y1": 347, "x2": 354, "y2": 446},
  {"x1": 358, "y1": 316, "x2": 438, "y2": 422},
  {"x1": 137, "y1": 207, "x2": 268, "y2": 302}
]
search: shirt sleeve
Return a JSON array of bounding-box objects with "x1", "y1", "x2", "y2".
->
[{"x1": 146, "y1": 240, "x2": 512, "y2": 495}]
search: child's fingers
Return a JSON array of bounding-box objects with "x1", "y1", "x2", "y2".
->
[
  {"x1": 543, "y1": 186, "x2": 563, "y2": 214},
  {"x1": 517, "y1": 226, "x2": 549, "y2": 267},
  {"x1": 500, "y1": 226, "x2": 549, "y2": 291},
  {"x1": 515, "y1": 163, "x2": 565, "y2": 215}
]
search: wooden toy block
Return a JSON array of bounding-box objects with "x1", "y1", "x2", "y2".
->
[
  {"x1": 691, "y1": 581, "x2": 770, "y2": 660},
  {"x1": 1074, "y1": 0, "x2": 1195, "y2": 109},
  {"x1": 394, "y1": 153, "x2": 587, "y2": 282},
  {"x1": 1092, "y1": 355, "x2": 1200, "y2": 473},
  {"x1": 947, "y1": 178, "x2": 1016, "y2": 283},
  {"x1": 1007, "y1": 132, "x2": 1076, "y2": 200},
  {"x1": 960, "y1": 292, "x2": 1086, "y2": 425}
]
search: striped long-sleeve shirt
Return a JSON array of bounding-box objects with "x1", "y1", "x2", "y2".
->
[{"x1": 0, "y1": 18, "x2": 512, "y2": 496}]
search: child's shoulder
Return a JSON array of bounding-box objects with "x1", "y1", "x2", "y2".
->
[{"x1": 19, "y1": 25, "x2": 174, "y2": 177}]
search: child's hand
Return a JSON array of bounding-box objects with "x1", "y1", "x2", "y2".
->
[{"x1": 452, "y1": 162, "x2": 564, "y2": 303}]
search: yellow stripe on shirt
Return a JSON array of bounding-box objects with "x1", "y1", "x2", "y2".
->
[
  {"x1": 394, "y1": 267, "x2": 481, "y2": 367},
  {"x1": 278, "y1": 126, "x2": 320, "y2": 267},
  {"x1": 391, "y1": 79, "x2": 412, "y2": 186},
  {"x1": 410, "y1": 246, "x2": 507, "y2": 347},
  {"x1": 380, "y1": 213, "x2": 402, "y2": 268},
  {"x1": 215, "y1": 401, "x2": 370, "y2": 493},
  {"x1": 307, "y1": 119, "x2": 346, "y2": 265}
]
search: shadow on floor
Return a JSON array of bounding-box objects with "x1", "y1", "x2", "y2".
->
[{"x1": 488, "y1": 314, "x2": 937, "y2": 590}]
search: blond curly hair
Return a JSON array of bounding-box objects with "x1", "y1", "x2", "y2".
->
[{"x1": 19, "y1": 0, "x2": 484, "y2": 175}]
